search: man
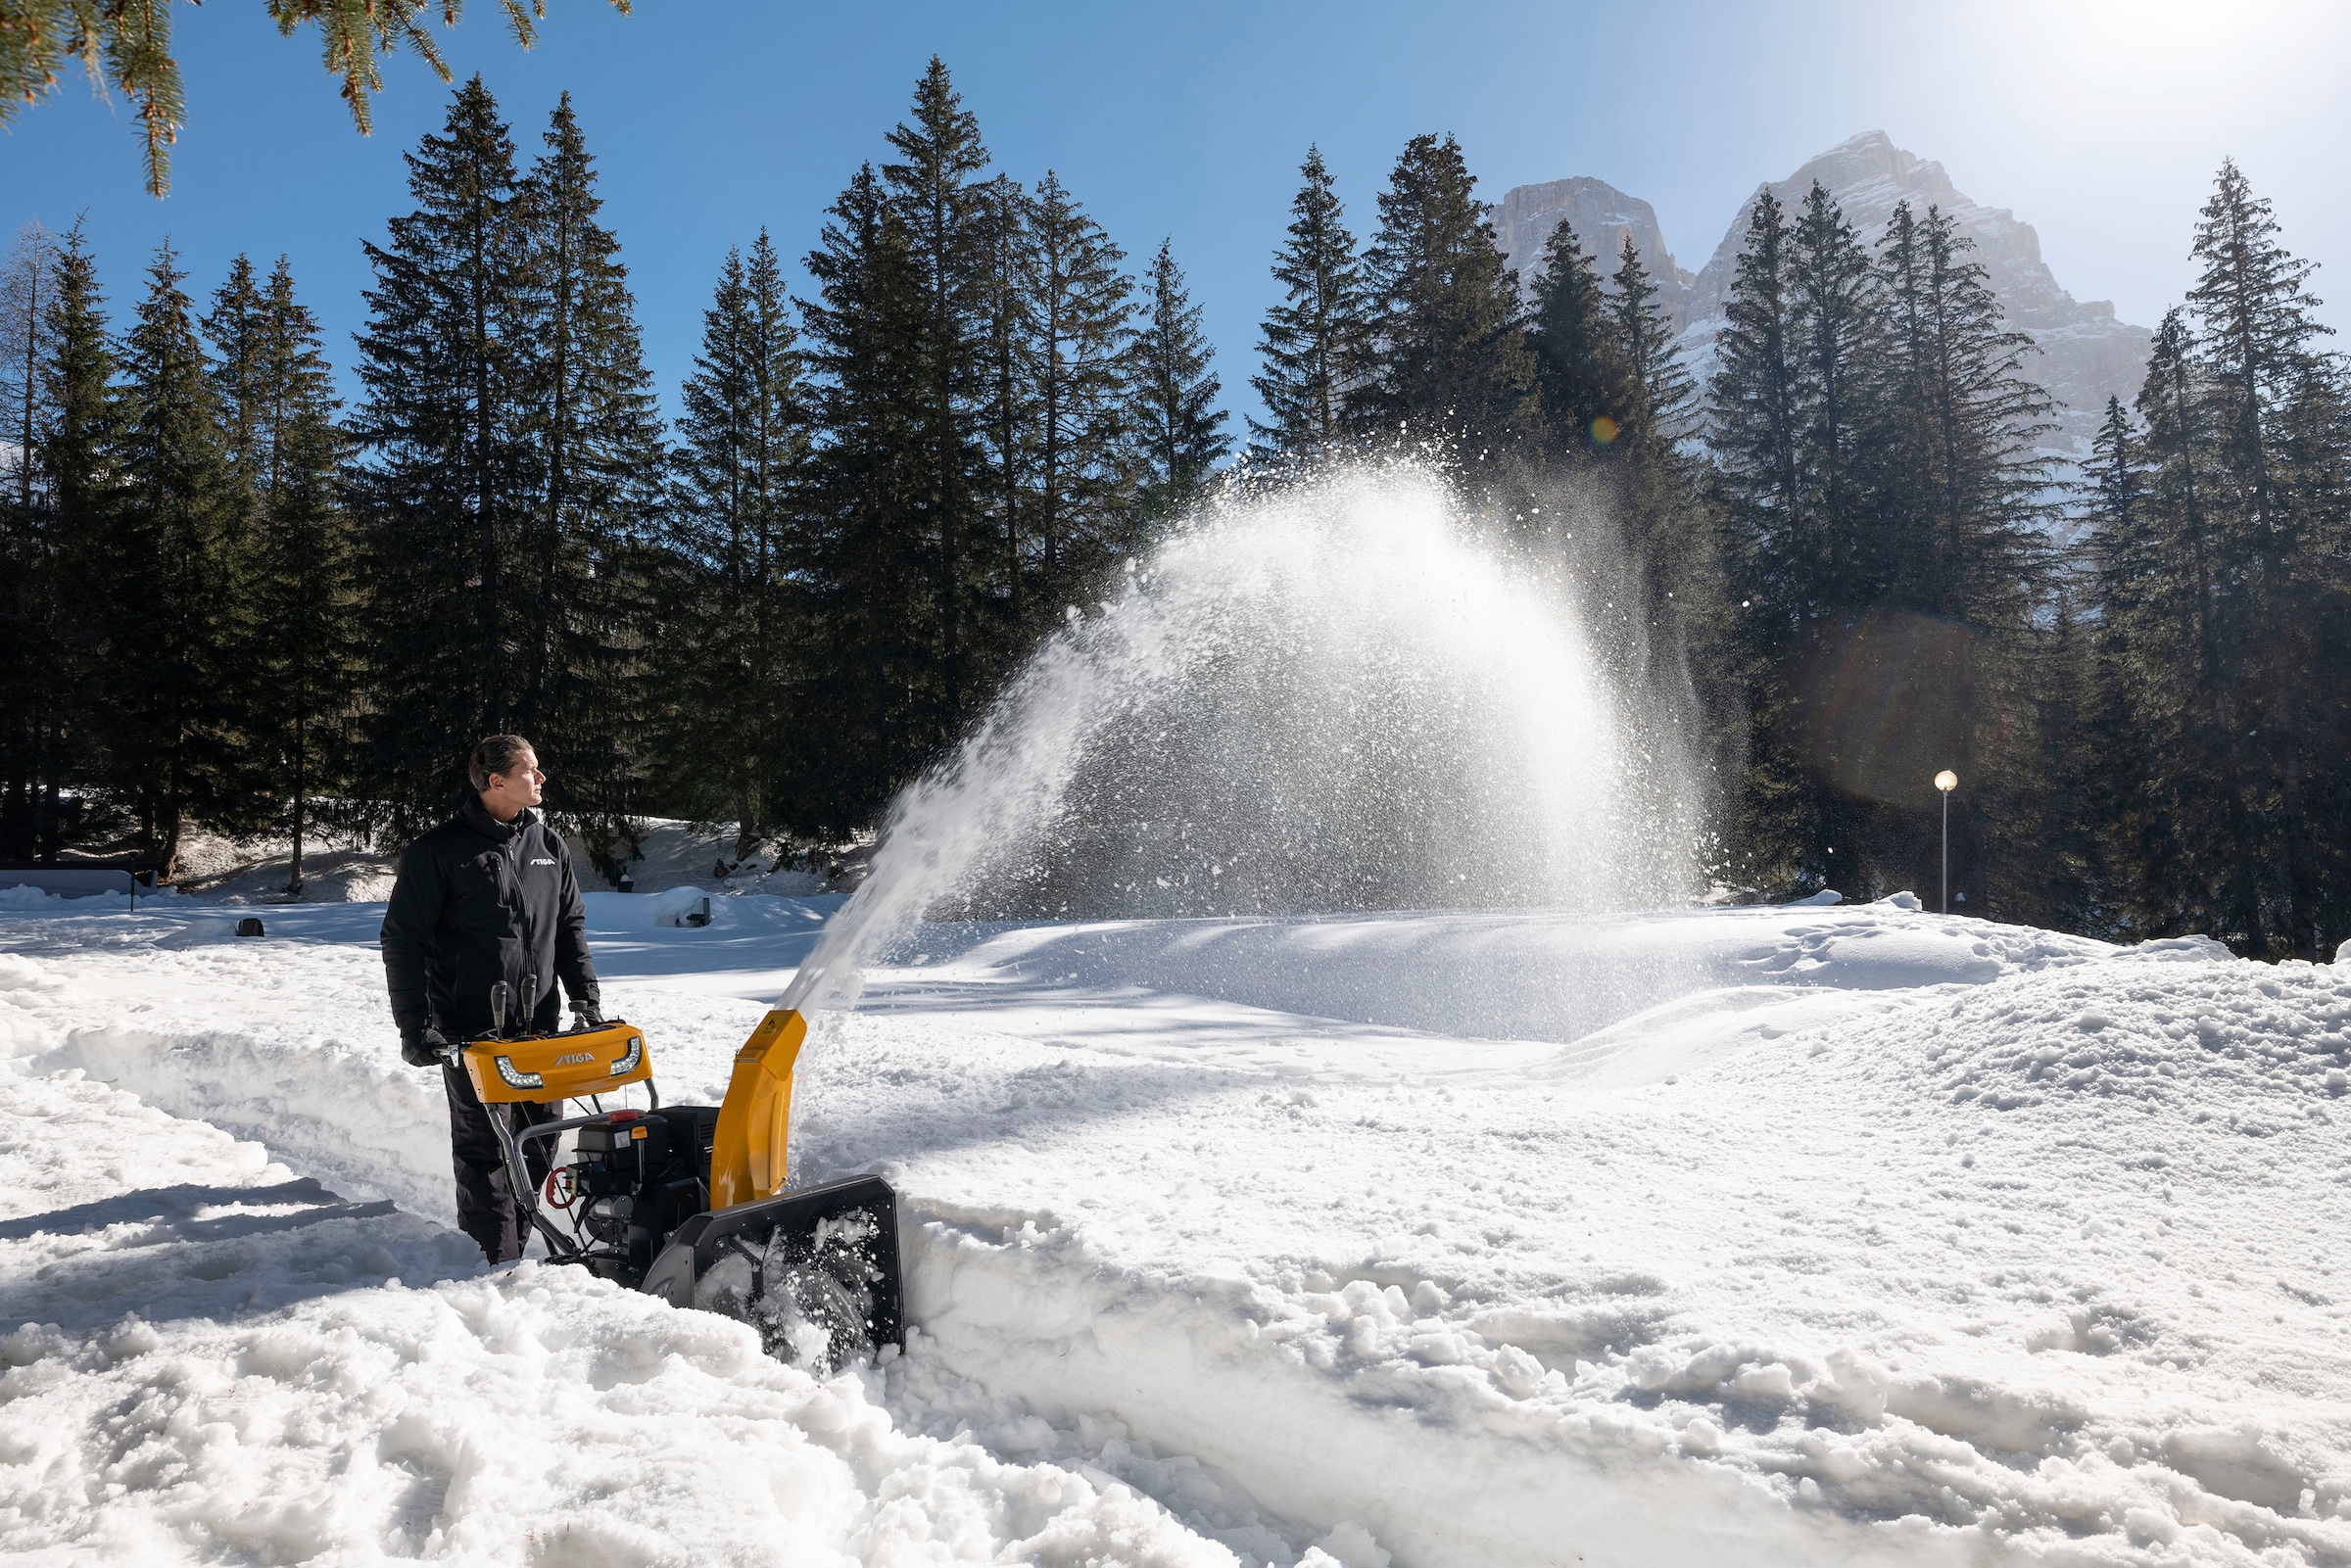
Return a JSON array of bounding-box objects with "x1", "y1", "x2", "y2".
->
[{"x1": 381, "y1": 735, "x2": 603, "y2": 1262}]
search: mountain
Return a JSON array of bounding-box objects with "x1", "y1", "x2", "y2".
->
[
  {"x1": 1679, "y1": 132, "x2": 2151, "y2": 459},
  {"x1": 1492, "y1": 132, "x2": 2153, "y2": 462},
  {"x1": 1491, "y1": 177, "x2": 1695, "y2": 325}
]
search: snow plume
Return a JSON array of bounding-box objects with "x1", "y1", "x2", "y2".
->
[{"x1": 783, "y1": 463, "x2": 1703, "y2": 1017}]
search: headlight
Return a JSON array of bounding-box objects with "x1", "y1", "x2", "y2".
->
[
  {"x1": 609, "y1": 1034, "x2": 643, "y2": 1076},
  {"x1": 495, "y1": 1056, "x2": 545, "y2": 1090}
]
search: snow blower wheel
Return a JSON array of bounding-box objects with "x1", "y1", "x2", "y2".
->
[{"x1": 457, "y1": 999, "x2": 903, "y2": 1370}]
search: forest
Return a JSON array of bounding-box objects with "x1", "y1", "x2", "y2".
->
[{"x1": 2, "y1": 59, "x2": 2344, "y2": 961}]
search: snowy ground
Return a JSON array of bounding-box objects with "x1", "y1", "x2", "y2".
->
[{"x1": 2, "y1": 886, "x2": 2347, "y2": 1565}]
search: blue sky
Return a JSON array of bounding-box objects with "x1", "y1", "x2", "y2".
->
[{"x1": 8, "y1": 0, "x2": 2345, "y2": 430}]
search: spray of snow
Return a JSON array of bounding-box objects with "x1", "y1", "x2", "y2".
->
[{"x1": 783, "y1": 464, "x2": 1702, "y2": 1020}]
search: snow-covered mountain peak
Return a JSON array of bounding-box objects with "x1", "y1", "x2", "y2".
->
[
  {"x1": 1686, "y1": 130, "x2": 2087, "y2": 320},
  {"x1": 1674, "y1": 132, "x2": 2149, "y2": 460},
  {"x1": 1495, "y1": 133, "x2": 2154, "y2": 466}
]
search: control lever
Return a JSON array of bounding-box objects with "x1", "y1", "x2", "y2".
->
[
  {"x1": 490, "y1": 980, "x2": 510, "y2": 1039},
  {"x1": 520, "y1": 974, "x2": 540, "y2": 1036}
]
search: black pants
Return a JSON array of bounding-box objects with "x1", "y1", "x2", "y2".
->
[{"x1": 442, "y1": 1062, "x2": 561, "y2": 1263}]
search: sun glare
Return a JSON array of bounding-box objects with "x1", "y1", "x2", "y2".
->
[{"x1": 1933, "y1": 0, "x2": 2342, "y2": 127}]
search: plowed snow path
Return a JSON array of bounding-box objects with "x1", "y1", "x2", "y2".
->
[{"x1": 4, "y1": 893, "x2": 2349, "y2": 1566}]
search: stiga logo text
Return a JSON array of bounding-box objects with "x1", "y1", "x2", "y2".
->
[{"x1": 554, "y1": 1052, "x2": 595, "y2": 1066}]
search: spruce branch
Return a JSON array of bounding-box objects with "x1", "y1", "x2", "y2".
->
[{"x1": 0, "y1": 0, "x2": 629, "y2": 196}]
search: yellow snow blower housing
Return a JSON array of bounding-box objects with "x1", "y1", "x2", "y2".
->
[
  {"x1": 709, "y1": 1008, "x2": 804, "y2": 1207},
  {"x1": 456, "y1": 989, "x2": 900, "y2": 1372},
  {"x1": 460, "y1": 1021, "x2": 649, "y2": 1104}
]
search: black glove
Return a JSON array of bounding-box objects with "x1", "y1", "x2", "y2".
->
[
  {"x1": 573, "y1": 999, "x2": 604, "y2": 1029},
  {"x1": 401, "y1": 1026, "x2": 453, "y2": 1068}
]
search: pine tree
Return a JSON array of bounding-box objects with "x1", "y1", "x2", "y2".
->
[
  {"x1": 2, "y1": 220, "x2": 59, "y2": 523},
  {"x1": 1355, "y1": 133, "x2": 1534, "y2": 444},
  {"x1": 24, "y1": 223, "x2": 116, "y2": 860},
  {"x1": 1526, "y1": 216, "x2": 1617, "y2": 454},
  {"x1": 971, "y1": 172, "x2": 1038, "y2": 641},
  {"x1": 103, "y1": 241, "x2": 239, "y2": 876},
  {"x1": 240, "y1": 257, "x2": 359, "y2": 893},
  {"x1": 1873, "y1": 202, "x2": 2053, "y2": 624},
  {"x1": 798, "y1": 163, "x2": 931, "y2": 829},
  {"x1": 1604, "y1": 229, "x2": 1707, "y2": 589},
  {"x1": 1705, "y1": 204, "x2": 1799, "y2": 570},
  {"x1": 883, "y1": 57, "x2": 992, "y2": 735},
  {"x1": 197, "y1": 252, "x2": 272, "y2": 840},
  {"x1": 1787, "y1": 180, "x2": 1884, "y2": 618},
  {"x1": 197, "y1": 250, "x2": 285, "y2": 845},
  {"x1": 2129, "y1": 309, "x2": 2263, "y2": 942},
  {"x1": 1704, "y1": 189, "x2": 1807, "y2": 889},
  {"x1": 2074, "y1": 172, "x2": 2348, "y2": 956},
  {"x1": 1707, "y1": 180, "x2": 1887, "y2": 897},
  {"x1": 1780, "y1": 183, "x2": 1890, "y2": 898},
  {"x1": 0, "y1": 218, "x2": 61, "y2": 856},
  {"x1": 1027, "y1": 169, "x2": 1135, "y2": 599},
  {"x1": 352, "y1": 75, "x2": 533, "y2": 828},
  {"x1": 513, "y1": 91, "x2": 666, "y2": 851},
  {"x1": 1607, "y1": 233, "x2": 1695, "y2": 453},
  {"x1": 1870, "y1": 200, "x2": 2057, "y2": 923},
  {"x1": 1601, "y1": 229, "x2": 1728, "y2": 845},
  {"x1": 2272, "y1": 352, "x2": 2351, "y2": 951},
  {"x1": 2186, "y1": 159, "x2": 2336, "y2": 956},
  {"x1": 661, "y1": 231, "x2": 809, "y2": 850},
  {"x1": 2082, "y1": 390, "x2": 2202, "y2": 937},
  {"x1": 1131, "y1": 238, "x2": 1228, "y2": 526},
  {"x1": 201, "y1": 253, "x2": 268, "y2": 551},
  {"x1": 1249, "y1": 146, "x2": 1368, "y2": 461}
]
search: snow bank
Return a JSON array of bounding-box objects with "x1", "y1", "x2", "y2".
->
[
  {"x1": 853, "y1": 931, "x2": 2351, "y2": 1566},
  {"x1": 882, "y1": 900, "x2": 2110, "y2": 1058},
  {"x1": 903, "y1": 1216, "x2": 1990, "y2": 1568},
  {"x1": 0, "y1": 934, "x2": 455, "y2": 1226},
  {"x1": 0, "y1": 1060, "x2": 1249, "y2": 1565},
  {"x1": 3, "y1": 1266, "x2": 1241, "y2": 1565}
]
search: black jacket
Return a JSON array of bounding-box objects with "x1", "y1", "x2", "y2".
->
[{"x1": 381, "y1": 797, "x2": 600, "y2": 1040}]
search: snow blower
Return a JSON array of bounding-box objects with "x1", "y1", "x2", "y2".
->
[{"x1": 458, "y1": 976, "x2": 902, "y2": 1372}]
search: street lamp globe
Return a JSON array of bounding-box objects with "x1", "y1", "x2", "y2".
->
[{"x1": 1935, "y1": 770, "x2": 1957, "y2": 792}]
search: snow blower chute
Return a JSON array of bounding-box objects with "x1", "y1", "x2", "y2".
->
[{"x1": 458, "y1": 978, "x2": 901, "y2": 1372}]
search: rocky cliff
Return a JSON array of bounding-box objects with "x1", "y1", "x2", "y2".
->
[{"x1": 1491, "y1": 176, "x2": 1695, "y2": 324}]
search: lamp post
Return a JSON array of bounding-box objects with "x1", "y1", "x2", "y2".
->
[{"x1": 1935, "y1": 770, "x2": 1958, "y2": 914}]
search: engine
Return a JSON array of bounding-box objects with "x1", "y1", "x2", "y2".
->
[{"x1": 559, "y1": 1105, "x2": 720, "y2": 1282}]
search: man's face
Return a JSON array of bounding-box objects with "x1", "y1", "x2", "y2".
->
[{"x1": 484, "y1": 750, "x2": 546, "y2": 814}]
